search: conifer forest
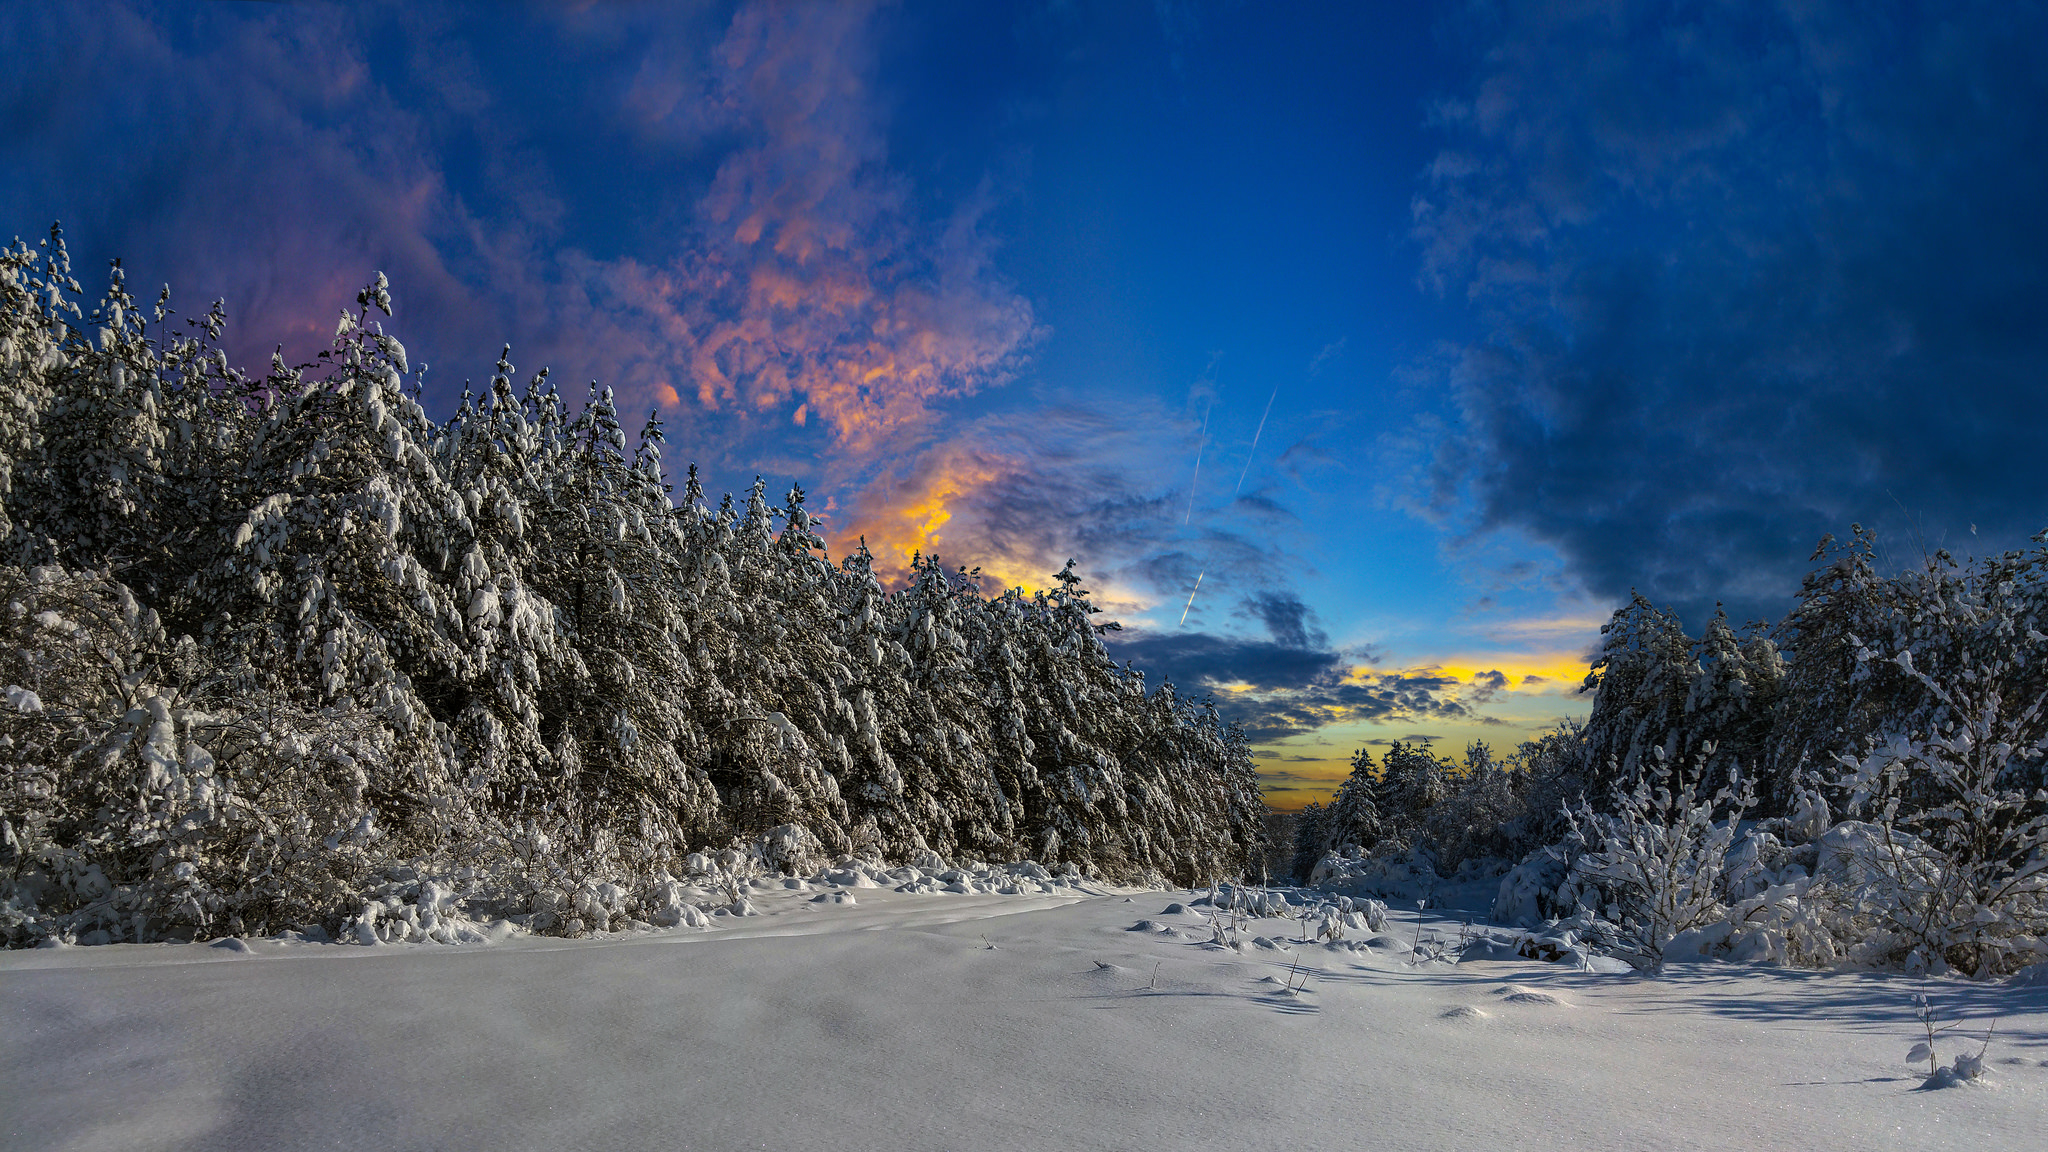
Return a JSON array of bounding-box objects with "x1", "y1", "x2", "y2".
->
[{"x1": 0, "y1": 234, "x2": 1265, "y2": 948}]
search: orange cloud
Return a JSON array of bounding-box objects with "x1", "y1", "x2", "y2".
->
[
  {"x1": 647, "y1": 1, "x2": 1039, "y2": 455},
  {"x1": 829, "y1": 448, "x2": 1048, "y2": 592}
]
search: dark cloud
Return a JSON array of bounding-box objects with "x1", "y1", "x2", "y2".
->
[
  {"x1": 1107, "y1": 629, "x2": 1476, "y2": 742},
  {"x1": 1467, "y1": 668, "x2": 1508, "y2": 704},
  {"x1": 1415, "y1": 1, "x2": 2048, "y2": 629},
  {"x1": 1110, "y1": 631, "x2": 1340, "y2": 693},
  {"x1": 1250, "y1": 769, "x2": 1325, "y2": 785},
  {"x1": 1240, "y1": 591, "x2": 1326, "y2": 651},
  {"x1": 1227, "y1": 493, "x2": 1296, "y2": 521}
]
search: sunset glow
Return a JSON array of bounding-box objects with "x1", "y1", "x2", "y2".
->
[{"x1": 10, "y1": 0, "x2": 2042, "y2": 810}]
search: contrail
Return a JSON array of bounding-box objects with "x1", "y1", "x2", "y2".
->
[
  {"x1": 1233, "y1": 385, "x2": 1278, "y2": 496},
  {"x1": 1183, "y1": 402, "x2": 1211, "y2": 525},
  {"x1": 1177, "y1": 569, "x2": 1205, "y2": 626}
]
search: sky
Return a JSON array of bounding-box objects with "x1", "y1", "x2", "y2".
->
[{"x1": 4, "y1": 0, "x2": 2044, "y2": 809}]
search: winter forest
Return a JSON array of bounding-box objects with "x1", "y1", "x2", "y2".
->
[
  {"x1": 1289, "y1": 536, "x2": 2048, "y2": 978},
  {"x1": 0, "y1": 232, "x2": 1267, "y2": 948},
  {"x1": 2, "y1": 229, "x2": 2045, "y2": 989}
]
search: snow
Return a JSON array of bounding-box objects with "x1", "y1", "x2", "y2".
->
[{"x1": 5, "y1": 884, "x2": 2046, "y2": 1151}]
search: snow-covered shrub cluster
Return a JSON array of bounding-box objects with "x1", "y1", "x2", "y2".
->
[
  {"x1": 1293, "y1": 528, "x2": 2047, "y2": 977},
  {"x1": 0, "y1": 231, "x2": 1265, "y2": 946}
]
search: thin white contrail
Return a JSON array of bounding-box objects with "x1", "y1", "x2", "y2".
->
[
  {"x1": 1233, "y1": 385, "x2": 1278, "y2": 496},
  {"x1": 1177, "y1": 569, "x2": 1205, "y2": 626},
  {"x1": 1183, "y1": 402, "x2": 1211, "y2": 525}
]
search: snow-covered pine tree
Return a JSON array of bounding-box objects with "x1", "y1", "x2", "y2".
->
[
  {"x1": 1683, "y1": 607, "x2": 1785, "y2": 803},
  {"x1": 181, "y1": 276, "x2": 483, "y2": 857},
  {"x1": 1764, "y1": 526, "x2": 1921, "y2": 810},
  {"x1": 1373, "y1": 740, "x2": 1453, "y2": 853},
  {"x1": 1288, "y1": 801, "x2": 1329, "y2": 882},
  {"x1": 514, "y1": 378, "x2": 720, "y2": 878},
  {"x1": 1327, "y1": 747, "x2": 1385, "y2": 853},
  {"x1": 3, "y1": 239, "x2": 178, "y2": 576},
  {"x1": 1424, "y1": 740, "x2": 1524, "y2": 872},
  {"x1": 1578, "y1": 594, "x2": 1699, "y2": 802},
  {"x1": 697, "y1": 480, "x2": 851, "y2": 857}
]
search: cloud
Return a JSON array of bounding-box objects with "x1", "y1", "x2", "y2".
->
[
  {"x1": 820, "y1": 388, "x2": 1322, "y2": 618},
  {"x1": 663, "y1": 1, "x2": 1042, "y2": 452},
  {"x1": 1467, "y1": 668, "x2": 1508, "y2": 704},
  {"x1": 1250, "y1": 769, "x2": 1328, "y2": 785},
  {"x1": 1362, "y1": 734, "x2": 1447, "y2": 747},
  {"x1": 1306, "y1": 337, "x2": 1345, "y2": 376},
  {"x1": 1240, "y1": 591, "x2": 1326, "y2": 651},
  {"x1": 1105, "y1": 627, "x2": 1494, "y2": 742},
  {"x1": 1109, "y1": 631, "x2": 1343, "y2": 693},
  {"x1": 0, "y1": 0, "x2": 1352, "y2": 652},
  {"x1": 0, "y1": 1, "x2": 1039, "y2": 473},
  {"x1": 1414, "y1": 0, "x2": 2048, "y2": 629}
]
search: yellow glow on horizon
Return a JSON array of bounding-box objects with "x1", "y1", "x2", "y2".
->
[{"x1": 1339, "y1": 650, "x2": 1594, "y2": 695}]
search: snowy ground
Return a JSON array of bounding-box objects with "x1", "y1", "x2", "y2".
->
[{"x1": 5, "y1": 878, "x2": 2046, "y2": 1152}]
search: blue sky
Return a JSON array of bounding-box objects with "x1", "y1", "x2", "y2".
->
[{"x1": 5, "y1": 1, "x2": 2043, "y2": 807}]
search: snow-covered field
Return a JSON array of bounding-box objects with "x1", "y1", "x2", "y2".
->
[{"x1": 5, "y1": 878, "x2": 2046, "y2": 1152}]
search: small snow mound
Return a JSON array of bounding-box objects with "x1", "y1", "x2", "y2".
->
[
  {"x1": 1460, "y1": 933, "x2": 1524, "y2": 962},
  {"x1": 1363, "y1": 935, "x2": 1410, "y2": 952},
  {"x1": 208, "y1": 937, "x2": 252, "y2": 953},
  {"x1": 1492, "y1": 985, "x2": 1570, "y2": 1007},
  {"x1": 1249, "y1": 936, "x2": 1288, "y2": 951},
  {"x1": 1255, "y1": 975, "x2": 1284, "y2": 985},
  {"x1": 2008, "y1": 962, "x2": 2048, "y2": 988},
  {"x1": 1441, "y1": 1005, "x2": 1491, "y2": 1020},
  {"x1": 1918, "y1": 1054, "x2": 1990, "y2": 1090},
  {"x1": 1127, "y1": 920, "x2": 1170, "y2": 933},
  {"x1": 1162, "y1": 902, "x2": 1192, "y2": 916}
]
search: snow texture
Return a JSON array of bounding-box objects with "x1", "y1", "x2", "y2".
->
[{"x1": 4, "y1": 884, "x2": 2046, "y2": 1151}]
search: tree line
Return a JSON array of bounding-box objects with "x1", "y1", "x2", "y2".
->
[
  {"x1": 0, "y1": 229, "x2": 1265, "y2": 946},
  {"x1": 1292, "y1": 528, "x2": 2048, "y2": 974}
]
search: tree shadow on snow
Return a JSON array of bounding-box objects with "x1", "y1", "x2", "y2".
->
[{"x1": 1596, "y1": 966, "x2": 2048, "y2": 1053}]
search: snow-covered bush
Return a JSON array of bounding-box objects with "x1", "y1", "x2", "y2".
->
[
  {"x1": 1308, "y1": 844, "x2": 1443, "y2": 904},
  {"x1": 1491, "y1": 846, "x2": 1576, "y2": 928},
  {"x1": 1830, "y1": 548, "x2": 2048, "y2": 975},
  {"x1": 0, "y1": 563, "x2": 447, "y2": 945},
  {"x1": 1560, "y1": 746, "x2": 1768, "y2": 973}
]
